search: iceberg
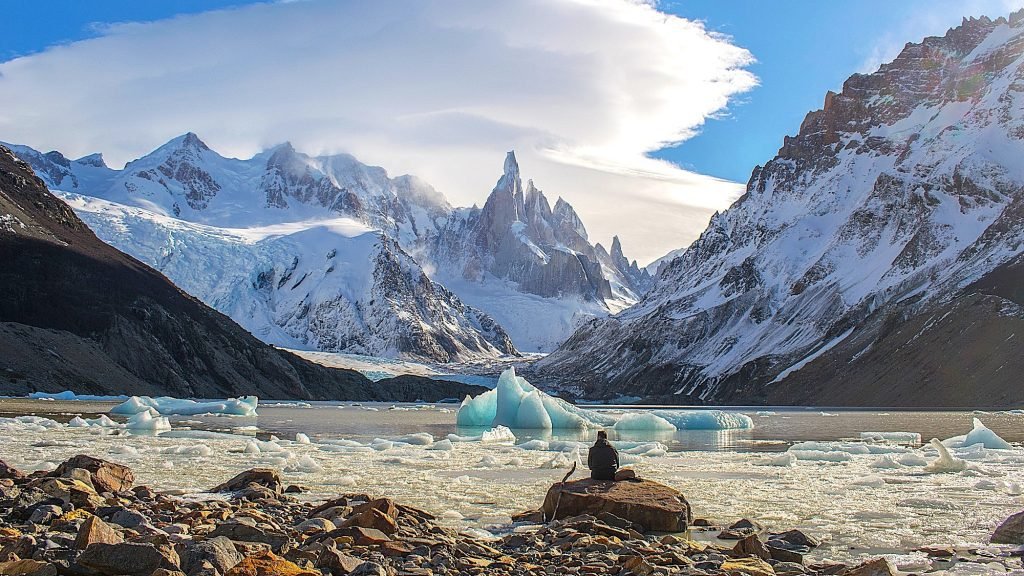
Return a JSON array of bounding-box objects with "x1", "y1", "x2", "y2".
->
[
  {"x1": 456, "y1": 368, "x2": 753, "y2": 431},
  {"x1": 111, "y1": 395, "x2": 258, "y2": 417},
  {"x1": 960, "y1": 418, "x2": 1012, "y2": 450}
]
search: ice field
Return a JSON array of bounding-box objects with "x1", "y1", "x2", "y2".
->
[{"x1": 2, "y1": 375, "x2": 1023, "y2": 572}]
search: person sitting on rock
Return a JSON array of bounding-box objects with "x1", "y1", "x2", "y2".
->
[{"x1": 587, "y1": 430, "x2": 619, "y2": 481}]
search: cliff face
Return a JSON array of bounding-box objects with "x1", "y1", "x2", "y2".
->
[
  {"x1": 537, "y1": 12, "x2": 1024, "y2": 407},
  {"x1": 0, "y1": 145, "x2": 485, "y2": 401}
]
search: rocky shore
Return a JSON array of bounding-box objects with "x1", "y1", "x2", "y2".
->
[{"x1": 1, "y1": 455, "x2": 1021, "y2": 576}]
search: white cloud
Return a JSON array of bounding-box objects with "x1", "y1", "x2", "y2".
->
[{"x1": 0, "y1": 0, "x2": 756, "y2": 264}]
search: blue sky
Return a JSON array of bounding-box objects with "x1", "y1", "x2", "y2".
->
[
  {"x1": 2, "y1": 0, "x2": 1023, "y2": 262},
  {"x1": 5, "y1": 1, "x2": 1020, "y2": 184}
]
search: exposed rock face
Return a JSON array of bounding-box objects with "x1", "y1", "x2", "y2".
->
[
  {"x1": 0, "y1": 146, "x2": 491, "y2": 400},
  {"x1": 538, "y1": 11, "x2": 1024, "y2": 406},
  {"x1": 541, "y1": 478, "x2": 693, "y2": 532}
]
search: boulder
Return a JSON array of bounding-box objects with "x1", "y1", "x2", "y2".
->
[
  {"x1": 74, "y1": 516, "x2": 123, "y2": 550},
  {"x1": 223, "y1": 551, "x2": 318, "y2": 576},
  {"x1": 721, "y1": 557, "x2": 776, "y2": 576},
  {"x1": 992, "y1": 510, "x2": 1024, "y2": 545},
  {"x1": 331, "y1": 527, "x2": 391, "y2": 546},
  {"x1": 178, "y1": 537, "x2": 244, "y2": 576},
  {"x1": 541, "y1": 478, "x2": 692, "y2": 532},
  {"x1": 77, "y1": 542, "x2": 180, "y2": 575},
  {"x1": 0, "y1": 461, "x2": 25, "y2": 481},
  {"x1": 338, "y1": 508, "x2": 398, "y2": 535},
  {"x1": 209, "y1": 523, "x2": 289, "y2": 552},
  {"x1": 839, "y1": 558, "x2": 897, "y2": 576},
  {"x1": 0, "y1": 559, "x2": 57, "y2": 576},
  {"x1": 733, "y1": 534, "x2": 771, "y2": 561},
  {"x1": 108, "y1": 507, "x2": 149, "y2": 529},
  {"x1": 316, "y1": 548, "x2": 363, "y2": 574},
  {"x1": 210, "y1": 469, "x2": 282, "y2": 494},
  {"x1": 51, "y1": 455, "x2": 133, "y2": 494}
]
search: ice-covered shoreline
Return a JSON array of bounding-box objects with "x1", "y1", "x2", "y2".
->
[{"x1": 1, "y1": 404, "x2": 1023, "y2": 572}]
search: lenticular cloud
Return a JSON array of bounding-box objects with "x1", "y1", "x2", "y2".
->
[{"x1": 0, "y1": 0, "x2": 756, "y2": 261}]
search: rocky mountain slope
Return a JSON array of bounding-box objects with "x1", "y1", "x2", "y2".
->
[
  {"x1": 8, "y1": 140, "x2": 647, "y2": 355},
  {"x1": 0, "y1": 145, "x2": 487, "y2": 400},
  {"x1": 537, "y1": 12, "x2": 1024, "y2": 407}
]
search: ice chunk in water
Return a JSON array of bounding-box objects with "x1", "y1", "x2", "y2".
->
[
  {"x1": 394, "y1": 433, "x2": 434, "y2": 446},
  {"x1": 457, "y1": 368, "x2": 612, "y2": 430},
  {"x1": 428, "y1": 439, "x2": 454, "y2": 451},
  {"x1": 961, "y1": 418, "x2": 1012, "y2": 450},
  {"x1": 925, "y1": 438, "x2": 966, "y2": 473},
  {"x1": 286, "y1": 455, "x2": 323, "y2": 473},
  {"x1": 125, "y1": 410, "x2": 171, "y2": 431},
  {"x1": 112, "y1": 395, "x2": 258, "y2": 416},
  {"x1": 480, "y1": 426, "x2": 516, "y2": 444},
  {"x1": 860, "y1": 432, "x2": 922, "y2": 444},
  {"x1": 295, "y1": 433, "x2": 311, "y2": 444},
  {"x1": 614, "y1": 413, "x2": 676, "y2": 432},
  {"x1": 458, "y1": 368, "x2": 748, "y2": 431},
  {"x1": 652, "y1": 410, "x2": 754, "y2": 430}
]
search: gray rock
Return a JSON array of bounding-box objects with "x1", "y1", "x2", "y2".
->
[
  {"x1": 77, "y1": 542, "x2": 180, "y2": 575},
  {"x1": 178, "y1": 536, "x2": 243, "y2": 576},
  {"x1": 29, "y1": 505, "x2": 62, "y2": 525},
  {"x1": 992, "y1": 511, "x2": 1024, "y2": 545},
  {"x1": 109, "y1": 507, "x2": 149, "y2": 528}
]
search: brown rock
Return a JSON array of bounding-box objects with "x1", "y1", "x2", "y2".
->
[
  {"x1": 52, "y1": 455, "x2": 134, "y2": 494},
  {"x1": 613, "y1": 469, "x2": 637, "y2": 481},
  {"x1": 0, "y1": 559, "x2": 57, "y2": 576},
  {"x1": 210, "y1": 469, "x2": 282, "y2": 494},
  {"x1": 541, "y1": 478, "x2": 692, "y2": 532},
  {"x1": 224, "y1": 551, "x2": 318, "y2": 576},
  {"x1": 339, "y1": 508, "x2": 398, "y2": 535},
  {"x1": 379, "y1": 540, "x2": 414, "y2": 557},
  {"x1": 840, "y1": 558, "x2": 898, "y2": 576},
  {"x1": 333, "y1": 527, "x2": 390, "y2": 546},
  {"x1": 350, "y1": 498, "x2": 398, "y2": 521},
  {"x1": 316, "y1": 547, "x2": 363, "y2": 574},
  {"x1": 74, "y1": 516, "x2": 123, "y2": 550},
  {"x1": 721, "y1": 557, "x2": 776, "y2": 576},
  {"x1": 992, "y1": 510, "x2": 1024, "y2": 545},
  {"x1": 733, "y1": 534, "x2": 771, "y2": 561},
  {"x1": 0, "y1": 461, "x2": 25, "y2": 482}
]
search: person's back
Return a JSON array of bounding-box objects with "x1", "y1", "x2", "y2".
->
[{"x1": 587, "y1": 430, "x2": 618, "y2": 481}]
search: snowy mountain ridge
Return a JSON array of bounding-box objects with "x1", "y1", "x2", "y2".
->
[
  {"x1": 7, "y1": 138, "x2": 648, "y2": 356},
  {"x1": 537, "y1": 11, "x2": 1024, "y2": 406}
]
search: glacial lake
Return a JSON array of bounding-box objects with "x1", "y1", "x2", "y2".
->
[{"x1": 2, "y1": 399, "x2": 1023, "y2": 571}]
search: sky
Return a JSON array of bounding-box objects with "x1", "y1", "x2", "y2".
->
[{"x1": 2, "y1": 0, "x2": 1023, "y2": 265}]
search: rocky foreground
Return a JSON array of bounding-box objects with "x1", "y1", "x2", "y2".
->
[{"x1": 1, "y1": 455, "x2": 1021, "y2": 576}]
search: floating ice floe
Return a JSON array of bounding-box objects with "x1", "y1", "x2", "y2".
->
[
  {"x1": 111, "y1": 395, "x2": 258, "y2": 417},
  {"x1": 457, "y1": 368, "x2": 753, "y2": 431},
  {"x1": 859, "y1": 432, "x2": 922, "y2": 444},
  {"x1": 295, "y1": 433, "x2": 311, "y2": 444},
  {"x1": 924, "y1": 438, "x2": 967, "y2": 473},
  {"x1": 942, "y1": 418, "x2": 1013, "y2": 450},
  {"x1": 28, "y1": 391, "x2": 130, "y2": 401}
]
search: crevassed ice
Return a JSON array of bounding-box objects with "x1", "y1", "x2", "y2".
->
[
  {"x1": 111, "y1": 395, "x2": 258, "y2": 417},
  {"x1": 456, "y1": 368, "x2": 753, "y2": 431}
]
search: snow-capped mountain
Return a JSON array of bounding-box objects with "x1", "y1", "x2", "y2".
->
[
  {"x1": 428, "y1": 152, "x2": 651, "y2": 351},
  {"x1": 62, "y1": 194, "x2": 516, "y2": 362},
  {"x1": 8, "y1": 137, "x2": 647, "y2": 356},
  {"x1": 537, "y1": 11, "x2": 1024, "y2": 407}
]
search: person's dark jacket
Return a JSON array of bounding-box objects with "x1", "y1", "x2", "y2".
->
[{"x1": 587, "y1": 438, "x2": 619, "y2": 481}]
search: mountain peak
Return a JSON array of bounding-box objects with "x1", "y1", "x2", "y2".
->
[
  {"x1": 74, "y1": 153, "x2": 107, "y2": 168},
  {"x1": 503, "y1": 150, "x2": 519, "y2": 178},
  {"x1": 172, "y1": 132, "x2": 211, "y2": 152}
]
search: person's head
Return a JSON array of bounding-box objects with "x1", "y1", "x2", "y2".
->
[{"x1": 597, "y1": 430, "x2": 607, "y2": 440}]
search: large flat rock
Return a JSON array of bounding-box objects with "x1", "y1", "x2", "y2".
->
[{"x1": 541, "y1": 478, "x2": 692, "y2": 532}]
